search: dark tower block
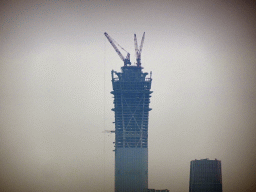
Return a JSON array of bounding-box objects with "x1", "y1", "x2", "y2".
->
[
  {"x1": 111, "y1": 65, "x2": 152, "y2": 192},
  {"x1": 189, "y1": 158, "x2": 222, "y2": 192}
]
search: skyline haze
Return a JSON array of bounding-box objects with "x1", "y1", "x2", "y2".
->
[{"x1": 1, "y1": 0, "x2": 256, "y2": 191}]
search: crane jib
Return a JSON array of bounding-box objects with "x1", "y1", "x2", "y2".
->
[{"x1": 104, "y1": 32, "x2": 145, "y2": 67}]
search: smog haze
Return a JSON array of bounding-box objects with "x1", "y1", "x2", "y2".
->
[{"x1": 1, "y1": 0, "x2": 256, "y2": 191}]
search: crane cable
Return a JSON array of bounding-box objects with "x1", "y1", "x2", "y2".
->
[
  {"x1": 103, "y1": 36, "x2": 106, "y2": 192},
  {"x1": 110, "y1": 35, "x2": 129, "y2": 54}
]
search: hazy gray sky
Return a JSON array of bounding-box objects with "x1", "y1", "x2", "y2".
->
[{"x1": 1, "y1": 0, "x2": 256, "y2": 191}]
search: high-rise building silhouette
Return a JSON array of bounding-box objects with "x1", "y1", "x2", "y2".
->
[
  {"x1": 111, "y1": 65, "x2": 152, "y2": 192},
  {"x1": 189, "y1": 158, "x2": 222, "y2": 192},
  {"x1": 105, "y1": 32, "x2": 152, "y2": 192}
]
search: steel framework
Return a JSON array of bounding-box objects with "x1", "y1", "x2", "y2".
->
[{"x1": 111, "y1": 65, "x2": 152, "y2": 192}]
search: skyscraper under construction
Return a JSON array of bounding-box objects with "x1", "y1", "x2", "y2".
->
[{"x1": 105, "y1": 32, "x2": 153, "y2": 192}]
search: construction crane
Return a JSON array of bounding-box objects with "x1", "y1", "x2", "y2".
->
[
  {"x1": 134, "y1": 32, "x2": 145, "y2": 67},
  {"x1": 104, "y1": 32, "x2": 131, "y2": 66}
]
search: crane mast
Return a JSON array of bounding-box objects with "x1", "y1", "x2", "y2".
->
[
  {"x1": 104, "y1": 32, "x2": 131, "y2": 66},
  {"x1": 134, "y1": 32, "x2": 145, "y2": 67},
  {"x1": 104, "y1": 32, "x2": 145, "y2": 67}
]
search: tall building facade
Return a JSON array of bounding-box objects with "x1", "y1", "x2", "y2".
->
[
  {"x1": 111, "y1": 65, "x2": 153, "y2": 192},
  {"x1": 189, "y1": 158, "x2": 222, "y2": 192}
]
